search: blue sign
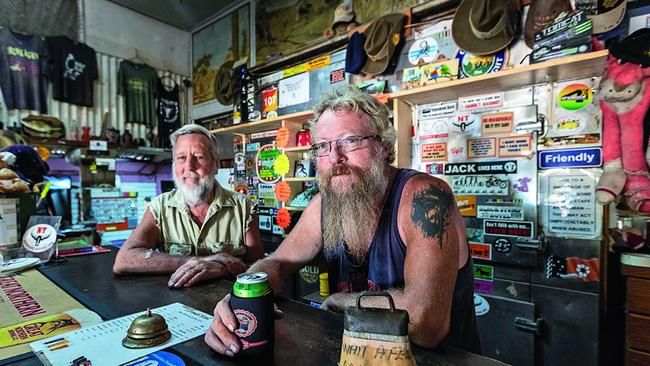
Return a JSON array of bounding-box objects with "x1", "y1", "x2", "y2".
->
[
  {"x1": 124, "y1": 351, "x2": 185, "y2": 366},
  {"x1": 538, "y1": 147, "x2": 602, "y2": 169}
]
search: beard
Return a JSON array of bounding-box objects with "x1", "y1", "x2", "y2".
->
[
  {"x1": 320, "y1": 153, "x2": 388, "y2": 262},
  {"x1": 173, "y1": 168, "x2": 215, "y2": 207}
]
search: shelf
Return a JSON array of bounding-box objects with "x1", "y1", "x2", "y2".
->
[
  {"x1": 210, "y1": 110, "x2": 313, "y2": 135},
  {"x1": 389, "y1": 50, "x2": 609, "y2": 106},
  {"x1": 283, "y1": 145, "x2": 311, "y2": 152},
  {"x1": 283, "y1": 177, "x2": 318, "y2": 182},
  {"x1": 284, "y1": 206, "x2": 306, "y2": 212}
]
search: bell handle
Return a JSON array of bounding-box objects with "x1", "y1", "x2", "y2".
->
[{"x1": 356, "y1": 291, "x2": 396, "y2": 311}]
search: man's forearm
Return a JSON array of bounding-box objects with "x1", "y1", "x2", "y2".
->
[
  {"x1": 113, "y1": 247, "x2": 191, "y2": 274},
  {"x1": 248, "y1": 257, "x2": 286, "y2": 295}
]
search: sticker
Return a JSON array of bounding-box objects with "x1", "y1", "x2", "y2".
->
[
  {"x1": 420, "y1": 58, "x2": 459, "y2": 85},
  {"x1": 299, "y1": 265, "x2": 320, "y2": 283},
  {"x1": 450, "y1": 145, "x2": 465, "y2": 159},
  {"x1": 330, "y1": 68, "x2": 345, "y2": 84},
  {"x1": 419, "y1": 101, "x2": 457, "y2": 120},
  {"x1": 276, "y1": 127, "x2": 290, "y2": 148},
  {"x1": 498, "y1": 135, "x2": 533, "y2": 157},
  {"x1": 558, "y1": 83, "x2": 592, "y2": 111},
  {"x1": 552, "y1": 114, "x2": 588, "y2": 136},
  {"x1": 262, "y1": 87, "x2": 278, "y2": 115},
  {"x1": 470, "y1": 243, "x2": 492, "y2": 260},
  {"x1": 274, "y1": 181, "x2": 292, "y2": 202},
  {"x1": 474, "y1": 264, "x2": 494, "y2": 281},
  {"x1": 513, "y1": 177, "x2": 532, "y2": 192},
  {"x1": 538, "y1": 147, "x2": 602, "y2": 169},
  {"x1": 419, "y1": 118, "x2": 449, "y2": 139},
  {"x1": 455, "y1": 195, "x2": 477, "y2": 217},
  {"x1": 448, "y1": 113, "x2": 480, "y2": 134},
  {"x1": 455, "y1": 49, "x2": 507, "y2": 78},
  {"x1": 258, "y1": 184, "x2": 278, "y2": 207},
  {"x1": 466, "y1": 228, "x2": 484, "y2": 243},
  {"x1": 22, "y1": 224, "x2": 56, "y2": 253},
  {"x1": 421, "y1": 143, "x2": 447, "y2": 162},
  {"x1": 235, "y1": 185, "x2": 248, "y2": 195},
  {"x1": 459, "y1": 92, "x2": 503, "y2": 111},
  {"x1": 481, "y1": 112, "x2": 514, "y2": 135},
  {"x1": 276, "y1": 208, "x2": 291, "y2": 229},
  {"x1": 234, "y1": 153, "x2": 246, "y2": 171},
  {"x1": 402, "y1": 67, "x2": 423, "y2": 89},
  {"x1": 426, "y1": 163, "x2": 445, "y2": 175},
  {"x1": 545, "y1": 174, "x2": 598, "y2": 237},
  {"x1": 474, "y1": 294, "x2": 490, "y2": 316},
  {"x1": 246, "y1": 143, "x2": 260, "y2": 152},
  {"x1": 474, "y1": 279, "x2": 494, "y2": 294},
  {"x1": 493, "y1": 238, "x2": 512, "y2": 253},
  {"x1": 477, "y1": 205, "x2": 524, "y2": 220},
  {"x1": 408, "y1": 37, "x2": 438, "y2": 65},
  {"x1": 126, "y1": 351, "x2": 186, "y2": 366},
  {"x1": 546, "y1": 255, "x2": 599, "y2": 282},
  {"x1": 233, "y1": 309, "x2": 257, "y2": 337},
  {"x1": 443, "y1": 160, "x2": 517, "y2": 175},
  {"x1": 251, "y1": 130, "x2": 279, "y2": 140},
  {"x1": 467, "y1": 137, "x2": 497, "y2": 159},
  {"x1": 484, "y1": 220, "x2": 534, "y2": 238},
  {"x1": 273, "y1": 154, "x2": 290, "y2": 176},
  {"x1": 451, "y1": 175, "x2": 509, "y2": 195}
]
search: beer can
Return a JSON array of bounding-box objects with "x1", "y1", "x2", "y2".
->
[{"x1": 230, "y1": 272, "x2": 274, "y2": 356}]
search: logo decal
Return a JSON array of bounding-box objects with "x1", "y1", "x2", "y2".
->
[{"x1": 234, "y1": 309, "x2": 258, "y2": 338}]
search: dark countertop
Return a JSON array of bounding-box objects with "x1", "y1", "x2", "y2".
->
[{"x1": 7, "y1": 250, "x2": 506, "y2": 365}]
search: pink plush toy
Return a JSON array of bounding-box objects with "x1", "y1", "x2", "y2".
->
[{"x1": 596, "y1": 55, "x2": 650, "y2": 212}]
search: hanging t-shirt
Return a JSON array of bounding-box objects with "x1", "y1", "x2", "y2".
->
[
  {"x1": 0, "y1": 28, "x2": 49, "y2": 113},
  {"x1": 156, "y1": 78, "x2": 181, "y2": 148},
  {"x1": 45, "y1": 35, "x2": 97, "y2": 107},
  {"x1": 118, "y1": 60, "x2": 157, "y2": 125}
]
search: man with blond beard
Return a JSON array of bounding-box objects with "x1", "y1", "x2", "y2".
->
[
  {"x1": 205, "y1": 87, "x2": 481, "y2": 357},
  {"x1": 113, "y1": 124, "x2": 263, "y2": 288}
]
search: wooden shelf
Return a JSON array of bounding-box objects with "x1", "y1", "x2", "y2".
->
[
  {"x1": 283, "y1": 177, "x2": 318, "y2": 182},
  {"x1": 210, "y1": 110, "x2": 313, "y2": 135},
  {"x1": 389, "y1": 50, "x2": 609, "y2": 105},
  {"x1": 284, "y1": 206, "x2": 306, "y2": 212},
  {"x1": 283, "y1": 145, "x2": 311, "y2": 152}
]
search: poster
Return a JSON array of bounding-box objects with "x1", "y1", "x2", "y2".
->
[
  {"x1": 542, "y1": 172, "x2": 601, "y2": 238},
  {"x1": 278, "y1": 72, "x2": 310, "y2": 108}
]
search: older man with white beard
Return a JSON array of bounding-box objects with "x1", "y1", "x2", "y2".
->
[
  {"x1": 113, "y1": 124, "x2": 263, "y2": 288},
  {"x1": 205, "y1": 87, "x2": 481, "y2": 357}
]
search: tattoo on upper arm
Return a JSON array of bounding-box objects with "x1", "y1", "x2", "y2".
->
[{"x1": 411, "y1": 184, "x2": 453, "y2": 247}]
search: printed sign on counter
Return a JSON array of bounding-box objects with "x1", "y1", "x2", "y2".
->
[
  {"x1": 421, "y1": 143, "x2": 447, "y2": 162},
  {"x1": 467, "y1": 138, "x2": 497, "y2": 159}
]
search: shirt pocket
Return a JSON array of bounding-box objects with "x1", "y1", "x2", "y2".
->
[{"x1": 163, "y1": 242, "x2": 194, "y2": 256}]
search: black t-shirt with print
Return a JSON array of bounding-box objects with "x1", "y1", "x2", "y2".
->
[
  {"x1": 0, "y1": 28, "x2": 49, "y2": 113},
  {"x1": 156, "y1": 78, "x2": 181, "y2": 148},
  {"x1": 118, "y1": 60, "x2": 157, "y2": 125},
  {"x1": 45, "y1": 35, "x2": 97, "y2": 107}
]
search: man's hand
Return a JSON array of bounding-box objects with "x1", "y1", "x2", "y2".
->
[
  {"x1": 320, "y1": 292, "x2": 355, "y2": 312},
  {"x1": 168, "y1": 259, "x2": 227, "y2": 288},
  {"x1": 207, "y1": 253, "x2": 247, "y2": 276},
  {"x1": 204, "y1": 294, "x2": 283, "y2": 356}
]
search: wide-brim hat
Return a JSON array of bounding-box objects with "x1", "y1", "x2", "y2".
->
[
  {"x1": 0, "y1": 130, "x2": 26, "y2": 149},
  {"x1": 524, "y1": 0, "x2": 573, "y2": 48},
  {"x1": 21, "y1": 115, "x2": 65, "y2": 138},
  {"x1": 361, "y1": 13, "x2": 407, "y2": 76},
  {"x1": 578, "y1": 0, "x2": 626, "y2": 34},
  {"x1": 452, "y1": 0, "x2": 520, "y2": 56},
  {"x1": 215, "y1": 60, "x2": 234, "y2": 105},
  {"x1": 610, "y1": 28, "x2": 650, "y2": 68}
]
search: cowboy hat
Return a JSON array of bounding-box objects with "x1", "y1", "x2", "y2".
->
[
  {"x1": 576, "y1": 0, "x2": 626, "y2": 34},
  {"x1": 524, "y1": 0, "x2": 573, "y2": 48},
  {"x1": 452, "y1": 0, "x2": 520, "y2": 56},
  {"x1": 215, "y1": 59, "x2": 234, "y2": 105},
  {"x1": 362, "y1": 13, "x2": 407, "y2": 76}
]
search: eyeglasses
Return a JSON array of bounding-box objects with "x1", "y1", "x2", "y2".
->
[{"x1": 311, "y1": 134, "x2": 381, "y2": 157}]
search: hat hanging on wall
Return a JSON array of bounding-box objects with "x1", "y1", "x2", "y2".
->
[
  {"x1": 215, "y1": 59, "x2": 234, "y2": 105},
  {"x1": 332, "y1": 3, "x2": 358, "y2": 34},
  {"x1": 452, "y1": 0, "x2": 520, "y2": 55},
  {"x1": 575, "y1": 0, "x2": 626, "y2": 34},
  {"x1": 345, "y1": 31, "x2": 367, "y2": 74},
  {"x1": 609, "y1": 28, "x2": 650, "y2": 67},
  {"x1": 524, "y1": 0, "x2": 573, "y2": 48},
  {"x1": 361, "y1": 13, "x2": 408, "y2": 76}
]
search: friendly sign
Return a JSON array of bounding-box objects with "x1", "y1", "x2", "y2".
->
[{"x1": 538, "y1": 147, "x2": 602, "y2": 169}]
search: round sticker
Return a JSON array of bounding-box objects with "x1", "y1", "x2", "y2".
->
[
  {"x1": 456, "y1": 49, "x2": 507, "y2": 78},
  {"x1": 233, "y1": 309, "x2": 258, "y2": 337},
  {"x1": 273, "y1": 154, "x2": 290, "y2": 176},
  {"x1": 274, "y1": 181, "x2": 292, "y2": 202},
  {"x1": 235, "y1": 185, "x2": 248, "y2": 195},
  {"x1": 256, "y1": 145, "x2": 281, "y2": 183},
  {"x1": 503, "y1": 161, "x2": 517, "y2": 174},
  {"x1": 449, "y1": 113, "x2": 479, "y2": 135},
  {"x1": 553, "y1": 114, "x2": 587, "y2": 135},
  {"x1": 558, "y1": 83, "x2": 592, "y2": 111},
  {"x1": 276, "y1": 127, "x2": 290, "y2": 148},
  {"x1": 493, "y1": 238, "x2": 512, "y2": 253},
  {"x1": 22, "y1": 224, "x2": 56, "y2": 253},
  {"x1": 408, "y1": 37, "x2": 438, "y2": 65},
  {"x1": 474, "y1": 294, "x2": 490, "y2": 316},
  {"x1": 276, "y1": 208, "x2": 291, "y2": 229}
]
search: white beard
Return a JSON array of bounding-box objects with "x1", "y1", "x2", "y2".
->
[{"x1": 173, "y1": 167, "x2": 215, "y2": 206}]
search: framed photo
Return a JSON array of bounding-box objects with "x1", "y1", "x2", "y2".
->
[{"x1": 294, "y1": 159, "x2": 313, "y2": 177}]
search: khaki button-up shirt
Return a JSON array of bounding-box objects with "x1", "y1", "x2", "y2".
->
[{"x1": 148, "y1": 182, "x2": 255, "y2": 257}]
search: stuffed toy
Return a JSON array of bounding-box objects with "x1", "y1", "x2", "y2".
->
[
  {"x1": 0, "y1": 145, "x2": 49, "y2": 189},
  {"x1": 595, "y1": 55, "x2": 650, "y2": 212}
]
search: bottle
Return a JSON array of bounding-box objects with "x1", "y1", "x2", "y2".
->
[{"x1": 230, "y1": 272, "x2": 274, "y2": 357}]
